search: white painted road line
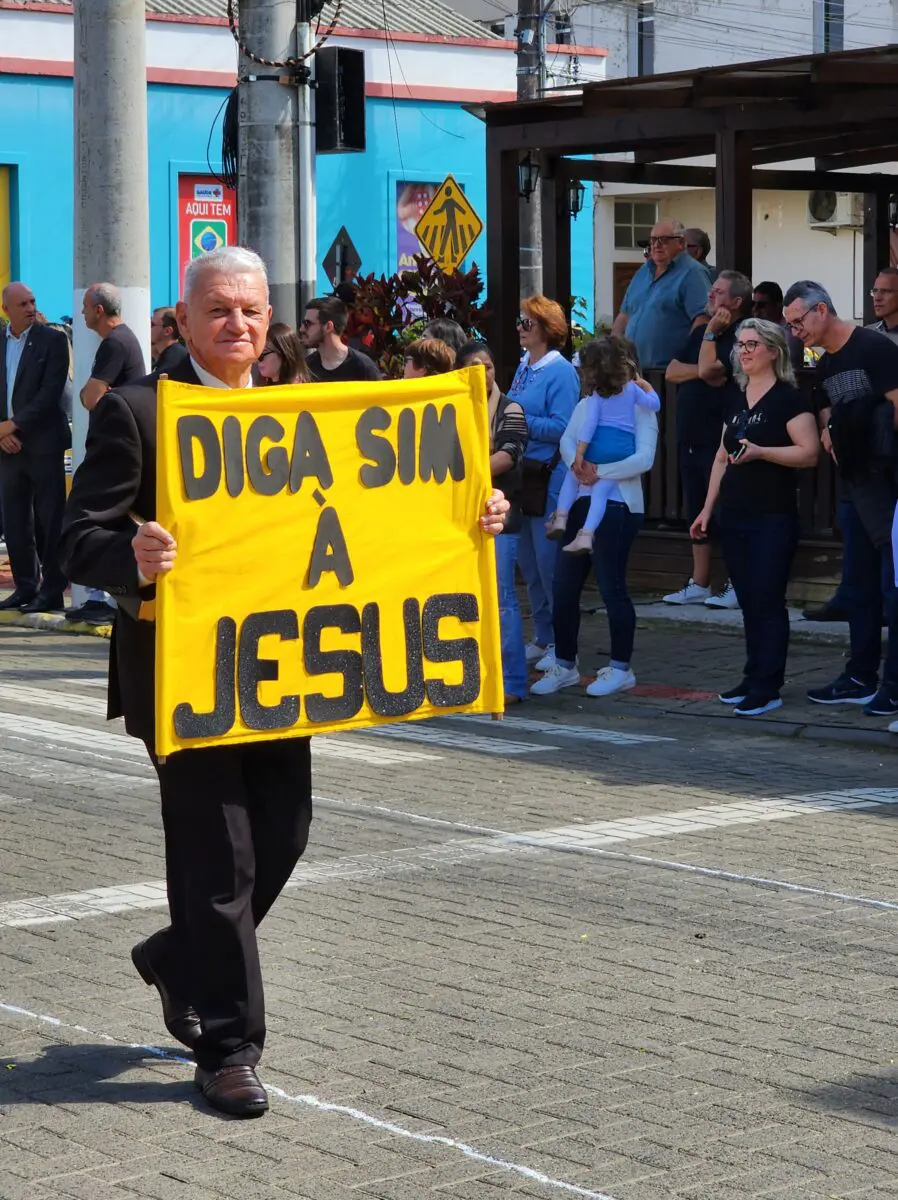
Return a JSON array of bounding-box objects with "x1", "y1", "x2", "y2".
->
[
  {"x1": 363, "y1": 723, "x2": 559, "y2": 755},
  {"x1": 0, "y1": 705, "x2": 440, "y2": 767},
  {"x1": 5, "y1": 787, "x2": 898, "y2": 929},
  {"x1": 449, "y1": 712, "x2": 675, "y2": 745},
  {"x1": 0, "y1": 1001, "x2": 619, "y2": 1200}
]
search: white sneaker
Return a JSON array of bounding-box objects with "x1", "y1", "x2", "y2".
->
[
  {"x1": 663, "y1": 579, "x2": 711, "y2": 605},
  {"x1": 705, "y1": 581, "x2": 740, "y2": 610},
  {"x1": 585, "y1": 666, "x2": 636, "y2": 697},
  {"x1": 534, "y1": 645, "x2": 557, "y2": 671},
  {"x1": 530, "y1": 663, "x2": 580, "y2": 695},
  {"x1": 525, "y1": 641, "x2": 548, "y2": 665},
  {"x1": 889, "y1": 718, "x2": 898, "y2": 734}
]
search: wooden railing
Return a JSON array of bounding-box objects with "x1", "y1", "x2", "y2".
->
[{"x1": 642, "y1": 367, "x2": 839, "y2": 541}]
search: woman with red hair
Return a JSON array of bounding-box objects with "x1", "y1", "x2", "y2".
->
[{"x1": 507, "y1": 295, "x2": 580, "y2": 670}]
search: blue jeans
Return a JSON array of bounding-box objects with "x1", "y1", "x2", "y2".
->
[
  {"x1": 494, "y1": 533, "x2": 528, "y2": 699},
  {"x1": 720, "y1": 507, "x2": 798, "y2": 694},
  {"x1": 838, "y1": 499, "x2": 898, "y2": 689},
  {"x1": 553, "y1": 499, "x2": 643, "y2": 667},
  {"x1": 518, "y1": 459, "x2": 566, "y2": 647}
]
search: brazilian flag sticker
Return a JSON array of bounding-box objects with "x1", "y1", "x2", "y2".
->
[{"x1": 191, "y1": 220, "x2": 228, "y2": 258}]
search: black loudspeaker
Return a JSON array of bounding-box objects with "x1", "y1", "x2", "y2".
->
[{"x1": 316, "y1": 47, "x2": 366, "y2": 154}]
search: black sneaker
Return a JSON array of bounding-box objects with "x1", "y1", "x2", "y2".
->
[
  {"x1": 719, "y1": 682, "x2": 749, "y2": 705},
  {"x1": 862, "y1": 687, "x2": 898, "y2": 717},
  {"x1": 734, "y1": 692, "x2": 783, "y2": 716},
  {"x1": 806, "y1": 675, "x2": 877, "y2": 706},
  {"x1": 65, "y1": 599, "x2": 116, "y2": 626}
]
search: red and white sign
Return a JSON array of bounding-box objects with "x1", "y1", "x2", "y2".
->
[{"x1": 177, "y1": 174, "x2": 237, "y2": 297}]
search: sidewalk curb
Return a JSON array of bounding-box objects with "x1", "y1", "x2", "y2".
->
[{"x1": 0, "y1": 610, "x2": 111, "y2": 638}]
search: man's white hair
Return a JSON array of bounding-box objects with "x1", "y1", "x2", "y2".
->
[
  {"x1": 654, "y1": 217, "x2": 685, "y2": 237},
  {"x1": 183, "y1": 246, "x2": 269, "y2": 302}
]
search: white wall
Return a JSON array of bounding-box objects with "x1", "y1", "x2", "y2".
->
[{"x1": 594, "y1": 186, "x2": 887, "y2": 325}]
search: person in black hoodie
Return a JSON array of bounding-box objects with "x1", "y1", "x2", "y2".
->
[{"x1": 783, "y1": 280, "x2": 898, "y2": 718}]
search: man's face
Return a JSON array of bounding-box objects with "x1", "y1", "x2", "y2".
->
[
  {"x1": 2, "y1": 284, "x2": 37, "y2": 335},
  {"x1": 81, "y1": 291, "x2": 101, "y2": 333},
  {"x1": 783, "y1": 297, "x2": 829, "y2": 348},
  {"x1": 300, "y1": 309, "x2": 326, "y2": 349},
  {"x1": 708, "y1": 277, "x2": 735, "y2": 317},
  {"x1": 871, "y1": 274, "x2": 898, "y2": 325},
  {"x1": 685, "y1": 238, "x2": 704, "y2": 262},
  {"x1": 752, "y1": 291, "x2": 782, "y2": 322},
  {"x1": 649, "y1": 222, "x2": 684, "y2": 269},
  {"x1": 176, "y1": 271, "x2": 270, "y2": 373},
  {"x1": 150, "y1": 311, "x2": 170, "y2": 357}
]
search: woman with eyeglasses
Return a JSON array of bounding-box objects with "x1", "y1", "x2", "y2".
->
[
  {"x1": 690, "y1": 318, "x2": 818, "y2": 716},
  {"x1": 257, "y1": 323, "x2": 309, "y2": 385},
  {"x1": 508, "y1": 296, "x2": 581, "y2": 670}
]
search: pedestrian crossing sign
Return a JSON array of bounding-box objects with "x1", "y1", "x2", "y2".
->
[
  {"x1": 191, "y1": 219, "x2": 228, "y2": 258},
  {"x1": 414, "y1": 175, "x2": 483, "y2": 275}
]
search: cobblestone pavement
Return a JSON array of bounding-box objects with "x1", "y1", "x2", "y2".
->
[{"x1": 1, "y1": 623, "x2": 897, "y2": 1200}]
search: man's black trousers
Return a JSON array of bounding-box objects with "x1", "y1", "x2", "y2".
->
[
  {"x1": 0, "y1": 450, "x2": 67, "y2": 597},
  {"x1": 144, "y1": 736, "x2": 313, "y2": 1071}
]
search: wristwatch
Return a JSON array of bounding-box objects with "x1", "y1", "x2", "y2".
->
[{"x1": 702, "y1": 329, "x2": 718, "y2": 341}]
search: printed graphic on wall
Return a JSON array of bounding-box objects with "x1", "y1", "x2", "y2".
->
[
  {"x1": 396, "y1": 182, "x2": 439, "y2": 271},
  {"x1": 177, "y1": 175, "x2": 237, "y2": 297}
]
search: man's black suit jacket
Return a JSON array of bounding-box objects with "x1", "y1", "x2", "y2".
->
[
  {"x1": 0, "y1": 323, "x2": 72, "y2": 454},
  {"x1": 60, "y1": 357, "x2": 201, "y2": 743}
]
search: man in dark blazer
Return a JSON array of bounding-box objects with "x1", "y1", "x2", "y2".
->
[{"x1": 0, "y1": 283, "x2": 71, "y2": 611}]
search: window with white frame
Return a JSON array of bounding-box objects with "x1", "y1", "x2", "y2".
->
[{"x1": 614, "y1": 200, "x2": 658, "y2": 250}]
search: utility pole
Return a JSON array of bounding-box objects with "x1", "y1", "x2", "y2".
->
[
  {"x1": 516, "y1": 0, "x2": 544, "y2": 298},
  {"x1": 296, "y1": 0, "x2": 318, "y2": 313},
  {"x1": 237, "y1": 0, "x2": 302, "y2": 324}
]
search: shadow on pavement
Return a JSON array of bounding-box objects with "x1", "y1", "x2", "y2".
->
[
  {"x1": 0, "y1": 1042, "x2": 195, "y2": 1107},
  {"x1": 804, "y1": 1070, "x2": 898, "y2": 1127}
]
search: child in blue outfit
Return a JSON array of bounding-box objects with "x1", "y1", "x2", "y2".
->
[{"x1": 546, "y1": 336, "x2": 660, "y2": 555}]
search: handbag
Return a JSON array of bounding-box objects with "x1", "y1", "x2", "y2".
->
[{"x1": 519, "y1": 451, "x2": 561, "y2": 518}]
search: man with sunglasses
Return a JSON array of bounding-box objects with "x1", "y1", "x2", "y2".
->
[
  {"x1": 299, "y1": 295, "x2": 382, "y2": 383},
  {"x1": 783, "y1": 280, "x2": 898, "y2": 718},
  {"x1": 612, "y1": 218, "x2": 709, "y2": 370}
]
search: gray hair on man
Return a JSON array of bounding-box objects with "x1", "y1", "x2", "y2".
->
[
  {"x1": 783, "y1": 279, "x2": 836, "y2": 315},
  {"x1": 184, "y1": 246, "x2": 269, "y2": 302},
  {"x1": 730, "y1": 317, "x2": 796, "y2": 389},
  {"x1": 87, "y1": 282, "x2": 122, "y2": 317},
  {"x1": 717, "y1": 269, "x2": 754, "y2": 315},
  {"x1": 657, "y1": 218, "x2": 686, "y2": 237}
]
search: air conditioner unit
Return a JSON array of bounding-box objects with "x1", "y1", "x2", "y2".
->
[{"x1": 807, "y1": 190, "x2": 864, "y2": 231}]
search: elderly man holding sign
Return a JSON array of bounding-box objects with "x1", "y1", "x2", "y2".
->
[{"x1": 61, "y1": 247, "x2": 508, "y2": 1118}]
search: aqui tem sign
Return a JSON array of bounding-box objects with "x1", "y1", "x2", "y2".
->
[{"x1": 414, "y1": 174, "x2": 483, "y2": 275}]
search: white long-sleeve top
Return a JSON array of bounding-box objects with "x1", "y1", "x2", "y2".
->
[{"x1": 560, "y1": 402, "x2": 658, "y2": 515}]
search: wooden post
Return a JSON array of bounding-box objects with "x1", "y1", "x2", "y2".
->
[
  {"x1": 714, "y1": 130, "x2": 753, "y2": 278},
  {"x1": 862, "y1": 191, "x2": 890, "y2": 325},
  {"x1": 540, "y1": 163, "x2": 572, "y2": 313},
  {"x1": 486, "y1": 133, "x2": 521, "y2": 389}
]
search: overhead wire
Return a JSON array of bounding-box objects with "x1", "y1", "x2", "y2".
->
[{"x1": 379, "y1": 0, "x2": 406, "y2": 176}]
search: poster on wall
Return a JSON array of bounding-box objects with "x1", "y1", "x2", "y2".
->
[
  {"x1": 0, "y1": 168, "x2": 11, "y2": 294},
  {"x1": 396, "y1": 181, "x2": 439, "y2": 272},
  {"x1": 177, "y1": 175, "x2": 237, "y2": 298}
]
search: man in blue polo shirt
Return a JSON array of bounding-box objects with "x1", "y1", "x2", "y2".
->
[{"x1": 613, "y1": 218, "x2": 710, "y2": 368}]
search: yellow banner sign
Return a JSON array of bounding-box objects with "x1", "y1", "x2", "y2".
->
[{"x1": 154, "y1": 369, "x2": 503, "y2": 757}]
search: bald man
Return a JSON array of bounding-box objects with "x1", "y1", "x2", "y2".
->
[{"x1": 0, "y1": 282, "x2": 71, "y2": 612}]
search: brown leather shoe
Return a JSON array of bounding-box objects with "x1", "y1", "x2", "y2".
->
[
  {"x1": 131, "y1": 939, "x2": 202, "y2": 1050},
  {"x1": 194, "y1": 1065, "x2": 269, "y2": 1117}
]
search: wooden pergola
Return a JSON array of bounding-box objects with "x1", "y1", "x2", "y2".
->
[{"x1": 480, "y1": 45, "x2": 898, "y2": 384}]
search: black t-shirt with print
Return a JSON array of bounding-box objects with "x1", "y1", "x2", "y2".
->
[
  {"x1": 816, "y1": 326, "x2": 898, "y2": 409},
  {"x1": 719, "y1": 380, "x2": 812, "y2": 513},
  {"x1": 674, "y1": 324, "x2": 738, "y2": 446},
  {"x1": 91, "y1": 324, "x2": 147, "y2": 388}
]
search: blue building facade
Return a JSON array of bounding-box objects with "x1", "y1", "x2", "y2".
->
[{"x1": 0, "y1": 73, "x2": 594, "y2": 329}]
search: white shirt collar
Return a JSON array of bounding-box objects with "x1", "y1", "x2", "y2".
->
[
  {"x1": 6, "y1": 324, "x2": 31, "y2": 345},
  {"x1": 521, "y1": 348, "x2": 562, "y2": 373},
  {"x1": 189, "y1": 355, "x2": 254, "y2": 390}
]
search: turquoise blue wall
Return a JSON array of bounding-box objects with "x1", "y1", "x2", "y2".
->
[{"x1": 0, "y1": 75, "x2": 594, "y2": 326}]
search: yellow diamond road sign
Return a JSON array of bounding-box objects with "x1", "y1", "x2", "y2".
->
[{"x1": 414, "y1": 174, "x2": 483, "y2": 275}]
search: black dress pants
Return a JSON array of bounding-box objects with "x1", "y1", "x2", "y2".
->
[
  {"x1": 144, "y1": 736, "x2": 313, "y2": 1071},
  {"x1": 0, "y1": 449, "x2": 67, "y2": 597}
]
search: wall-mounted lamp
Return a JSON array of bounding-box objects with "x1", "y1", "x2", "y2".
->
[
  {"x1": 518, "y1": 153, "x2": 540, "y2": 201},
  {"x1": 567, "y1": 179, "x2": 586, "y2": 218}
]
